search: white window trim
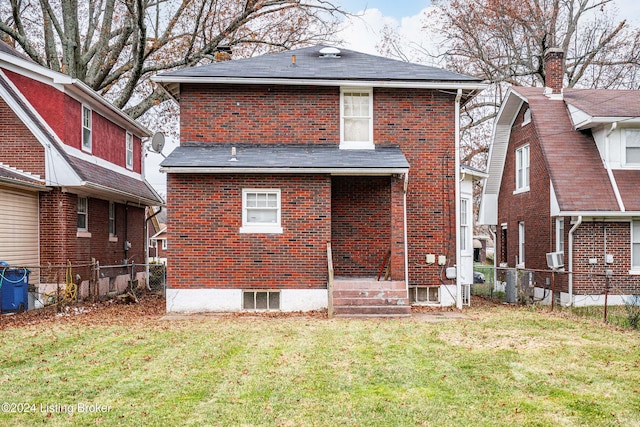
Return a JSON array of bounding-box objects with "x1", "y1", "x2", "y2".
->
[
  {"x1": 125, "y1": 132, "x2": 134, "y2": 170},
  {"x1": 340, "y1": 87, "x2": 374, "y2": 150},
  {"x1": 518, "y1": 221, "x2": 525, "y2": 267},
  {"x1": 556, "y1": 217, "x2": 564, "y2": 254},
  {"x1": 240, "y1": 188, "x2": 283, "y2": 234},
  {"x1": 82, "y1": 105, "x2": 92, "y2": 152},
  {"x1": 460, "y1": 198, "x2": 470, "y2": 254},
  {"x1": 624, "y1": 129, "x2": 640, "y2": 166},
  {"x1": 108, "y1": 201, "x2": 117, "y2": 240},
  {"x1": 631, "y1": 220, "x2": 640, "y2": 272},
  {"x1": 514, "y1": 144, "x2": 530, "y2": 193},
  {"x1": 77, "y1": 196, "x2": 91, "y2": 237}
]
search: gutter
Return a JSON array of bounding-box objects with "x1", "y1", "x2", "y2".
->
[
  {"x1": 151, "y1": 75, "x2": 488, "y2": 91},
  {"x1": 567, "y1": 215, "x2": 583, "y2": 306},
  {"x1": 455, "y1": 88, "x2": 463, "y2": 309},
  {"x1": 160, "y1": 166, "x2": 409, "y2": 175}
]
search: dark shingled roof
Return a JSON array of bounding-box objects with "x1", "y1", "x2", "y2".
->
[
  {"x1": 564, "y1": 89, "x2": 640, "y2": 118},
  {"x1": 158, "y1": 45, "x2": 481, "y2": 83},
  {"x1": 0, "y1": 165, "x2": 46, "y2": 189},
  {"x1": 161, "y1": 144, "x2": 409, "y2": 171},
  {"x1": 66, "y1": 156, "x2": 162, "y2": 203},
  {"x1": 515, "y1": 87, "x2": 619, "y2": 212}
]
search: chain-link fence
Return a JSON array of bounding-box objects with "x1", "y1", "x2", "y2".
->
[{"x1": 1, "y1": 260, "x2": 165, "y2": 312}]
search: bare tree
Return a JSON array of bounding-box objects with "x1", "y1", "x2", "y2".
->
[
  {"x1": 0, "y1": 0, "x2": 344, "y2": 126},
  {"x1": 379, "y1": 0, "x2": 640, "y2": 167}
]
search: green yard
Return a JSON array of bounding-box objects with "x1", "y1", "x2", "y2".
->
[{"x1": 0, "y1": 296, "x2": 638, "y2": 426}]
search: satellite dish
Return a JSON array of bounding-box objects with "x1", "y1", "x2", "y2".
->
[{"x1": 151, "y1": 132, "x2": 165, "y2": 154}]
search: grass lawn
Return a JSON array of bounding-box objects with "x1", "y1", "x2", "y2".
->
[{"x1": 0, "y1": 296, "x2": 639, "y2": 426}]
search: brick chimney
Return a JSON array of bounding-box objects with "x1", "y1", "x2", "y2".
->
[
  {"x1": 214, "y1": 46, "x2": 232, "y2": 62},
  {"x1": 544, "y1": 48, "x2": 564, "y2": 96}
]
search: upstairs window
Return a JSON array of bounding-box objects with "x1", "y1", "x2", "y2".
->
[
  {"x1": 77, "y1": 197, "x2": 88, "y2": 231},
  {"x1": 126, "y1": 132, "x2": 134, "y2": 169},
  {"x1": 625, "y1": 129, "x2": 640, "y2": 165},
  {"x1": 341, "y1": 88, "x2": 373, "y2": 149},
  {"x1": 240, "y1": 189, "x2": 282, "y2": 234},
  {"x1": 515, "y1": 145, "x2": 530, "y2": 192},
  {"x1": 82, "y1": 105, "x2": 92, "y2": 152},
  {"x1": 522, "y1": 108, "x2": 531, "y2": 126}
]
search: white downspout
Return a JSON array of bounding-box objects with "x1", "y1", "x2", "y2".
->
[
  {"x1": 403, "y1": 172, "x2": 410, "y2": 296},
  {"x1": 567, "y1": 215, "x2": 582, "y2": 306},
  {"x1": 455, "y1": 89, "x2": 463, "y2": 309},
  {"x1": 605, "y1": 122, "x2": 625, "y2": 211}
]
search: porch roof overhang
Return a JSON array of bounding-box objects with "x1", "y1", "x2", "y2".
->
[{"x1": 160, "y1": 144, "x2": 409, "y2": 175}]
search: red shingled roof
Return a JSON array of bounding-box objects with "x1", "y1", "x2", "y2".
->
[
  {"x1": 564, "y1": 89, "x2": 640, "y2": 118},
  {"x1": 514, "y1": 87, "x2": 619, "y2": 212}
]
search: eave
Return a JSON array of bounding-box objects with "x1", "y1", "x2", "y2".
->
[
  {"x1": 160, "y1": 166, "x2": 408, "y2": 176},
  {"x1": 152, "y1": 76, "x2": 487, "y2": 103}
]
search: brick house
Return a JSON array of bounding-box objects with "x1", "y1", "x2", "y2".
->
[
  {"x1": 154, "y1": 46, "x2": 484, "y2": 314},
  {"x1": 480, "y1": 48, "x2": 640, "y2": 306},
  {"x1": 0, "y1": 41, "x2": 163, "y2": 304}
]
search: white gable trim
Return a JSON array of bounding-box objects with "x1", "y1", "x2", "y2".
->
[
  {"x1": 0, "y1": 69, "x2": 81, "y2": 186},
  {"x1": 478, "y1": 88, "x2": 527, "y2": 225}
]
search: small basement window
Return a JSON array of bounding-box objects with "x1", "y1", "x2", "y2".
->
[
  {"x1": 243, "y1": 290, "x2": 280, "y2": 311},
  {"x1": 408, "y1": 286, "x2": 440, "y2": 304}
]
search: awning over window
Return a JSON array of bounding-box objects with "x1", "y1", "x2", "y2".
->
[{"x1": 161, "y1": 144, "x2": 409, "y2": 175}]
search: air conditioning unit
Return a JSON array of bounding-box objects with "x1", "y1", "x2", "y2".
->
[{"x1": 546, "y1": 251, "x2": 564, "y2": 270}]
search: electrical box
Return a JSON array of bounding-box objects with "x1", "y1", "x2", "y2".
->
[
  {"x1": 606, "y1": 254, "x2": 614, "y2": 264},
  {"x1": 426, "y1": 254, "x2": 436, "y2": 264},
  {"x1": 588, "y1": 258, "x2": 598, "y2": 265},
  {"x1": 445, "y1": 266, "x2": 456, "y2": 279},
  {"x1": 438, "y1": 255, "x2": 446, "y2": 266}
]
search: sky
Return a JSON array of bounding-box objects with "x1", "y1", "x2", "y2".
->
[{"x1": 144, "y1": 0, "x2": 640, "y2": 196}]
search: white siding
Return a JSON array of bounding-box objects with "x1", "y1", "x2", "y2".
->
[{"x1": 0, "y1": 187, "x2": 39, "y2": 284}]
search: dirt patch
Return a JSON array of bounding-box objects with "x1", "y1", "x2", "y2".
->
[{"x1": 0, "y1": 291, "x2": 165, "y2": 330}]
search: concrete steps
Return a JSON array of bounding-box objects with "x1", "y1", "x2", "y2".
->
[{"x1": 331, "y1": 278, "x2": 410, "y2": 317}]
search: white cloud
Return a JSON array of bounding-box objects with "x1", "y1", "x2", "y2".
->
[
  {"x1": 336, "y1": 8, "x2": 398, "y2": 55},
  {"x1": 335, "y1": 6, "x2": 444, "y2": 66}
]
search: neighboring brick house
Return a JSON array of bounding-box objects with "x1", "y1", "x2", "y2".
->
[
  {"x1": 154, "y1": 46, "x2": 484, "y2": 314},
  {"x1": 480, "y1": 48, "x2": 640, "y2": 306},
  {"x1": 0, "y1": 41, "x2": 163, "y2": 304}
]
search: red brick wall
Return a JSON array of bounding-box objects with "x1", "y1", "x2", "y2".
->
[
  {"x1": 174, "y1": 85, "x2": 459, "y2": 288},
  {"x1": 497, "y1": 103, "x2": 554, "y2": 271},
  {"x1": 0, "y1": 98, "x2": 45, "y2": 177},
  {"x1": 167, "y1": 173, "x2": 331, "y2": 289},
  {"x1": 180, "y1": 84, "x2": 340, "y2": 144},
  {"x1": 331, "y1": 176, "x2": 391, "y2": 276},
  {"x1": 572, "y1": 222, "x2": 640, "y2": 295},
  {"x1": 376, "y1": 88, "x2": 457, "y2": 286},
  {"x1": 39, "y1": 189, "x2": 146, "y2": 282}
]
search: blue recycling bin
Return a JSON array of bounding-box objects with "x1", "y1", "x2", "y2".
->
[{"x1": 0, "y1": 266, "x2": 30, "y2": 313}]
